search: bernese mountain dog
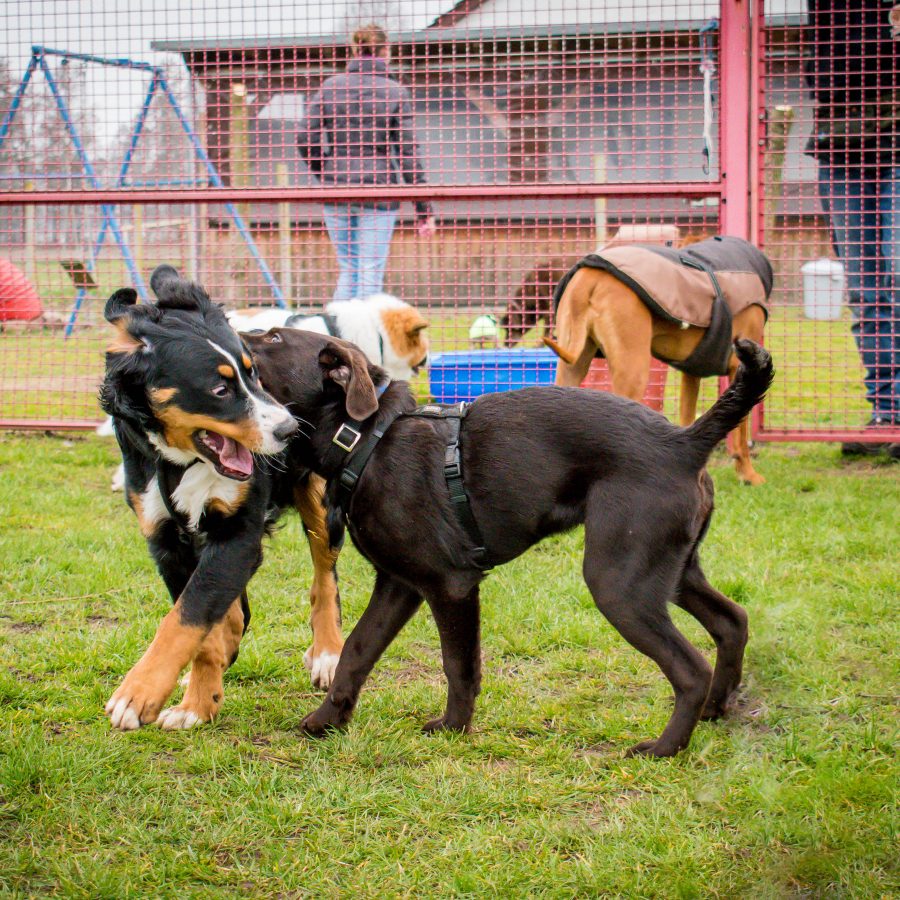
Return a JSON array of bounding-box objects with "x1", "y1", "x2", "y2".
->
[{"x1": 99, "y1": 265, "x2": 345, "y2": 731}]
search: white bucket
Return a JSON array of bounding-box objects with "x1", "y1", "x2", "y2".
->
[{"x1": 801, "y1": 258, "x2": 844, "y2": 320}]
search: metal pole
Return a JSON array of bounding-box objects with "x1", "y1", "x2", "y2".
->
[
  {"x1": 36, "y1": 50, "x2": 149, "y2": 335},
  {"x1": 0, "y1": 55, "x2": 38, "y2": 152},
  {"x1": 718, "y1": 0, "x2": 752, "y2": 240},
  {"x1": 156, "y1": 71, "x2": 287, "y2": 306}
]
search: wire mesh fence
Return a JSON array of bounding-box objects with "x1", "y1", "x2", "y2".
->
[
  {"x1": 760, "y1": 1, "x2": 900, "y2": 441},
  {"x1": 0, "y1": 1, "x2": 897, "y2": 443}
]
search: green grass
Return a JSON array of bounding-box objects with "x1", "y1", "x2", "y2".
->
[
  {"x1": 1, "y1": 435, "x2": 898, "y2": 898},
  {"x1": 0, "y1": 304, "x2": 875, "y2": 430}
]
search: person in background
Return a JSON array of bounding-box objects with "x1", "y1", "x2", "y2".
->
[
  {"x1": 298, "y1": 23, "x2": 436, "y2": 301},
  {"x1": 805, "y1": 0, "x2": 900, "y2": 458}
]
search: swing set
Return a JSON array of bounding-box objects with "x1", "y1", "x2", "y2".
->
[{"x1": 0, "y1": 45, "x2": 286, "y2": 336}]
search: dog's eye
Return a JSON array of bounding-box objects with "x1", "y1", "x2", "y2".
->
[
  {"x1": 265, "y1": 333, "x2": 282, "y2": 344},
  {"x1": 211, "y1": 383, "x2": 231, "y2": 398}
]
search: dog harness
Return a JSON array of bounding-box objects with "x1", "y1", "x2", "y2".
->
[{"x1": 332, "y1": 401, "x2": 492, "y2": 570}]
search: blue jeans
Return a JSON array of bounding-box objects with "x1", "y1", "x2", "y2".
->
[
  {"x1": 323, "y1": 203, "x2": 398, "y2": 300},
  {"x1": 818, "y1": 160, "x2": 900, "y2": 423}
]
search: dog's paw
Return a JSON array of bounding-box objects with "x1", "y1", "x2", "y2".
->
[
  {"x1": 303, "y1": 646, "x2": 341, "y2": 690},
  {"x1": 105, "y1": 694, "x2": 144, "y2": 731},
  {"x1": 422, "y1": 716, "x2": 470, "y2": 734},
  {"x1": 300, "y1": 706, "x2": 345, "y2": 737},
  {"x1": 625, "y1": 738, "x2": 686, "y2": 758},
  {"x1": 105, "y1": 662, "x2": 183, "y2": 731},
  {"x1": 105, "y1": 681, "x2": 166, "y2": 731},
  {"x1": 156, "y1": 705, "x2": 203, "y2": 730},
  {"x1": 156, "y1": 694, "x2": 221, "y2": 730}
]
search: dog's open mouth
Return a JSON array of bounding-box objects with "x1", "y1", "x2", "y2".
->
[{"x1": 193, "y1": 430, "x2": 254, "y2": 481}]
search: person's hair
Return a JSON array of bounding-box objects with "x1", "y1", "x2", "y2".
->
[{"x1": 351, "y1": 23, "x2": 389, "y2": 57}]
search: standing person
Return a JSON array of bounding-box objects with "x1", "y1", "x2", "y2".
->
[
  {"x1": 805, "y1": 0, "x2": 900, "y2": 457},
  {"x1": 298, "y1": 23, "x2": 436, "y2": 301}
]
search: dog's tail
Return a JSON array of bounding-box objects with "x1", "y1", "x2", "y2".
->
[
  {"x1": 542, "y1": 335, "x2": 579, "y2": 366},
  {"x1": 674, "y1": 338, "x2": 774, "y2": 470}
]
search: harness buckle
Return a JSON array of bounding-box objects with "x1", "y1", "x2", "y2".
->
[{"x1": 333, "y1": 423, "x2": 362, "y2": 453}]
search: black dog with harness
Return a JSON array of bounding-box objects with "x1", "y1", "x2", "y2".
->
[{"x1": 333, "y1": 401, "x2": 491, "y2": 570}]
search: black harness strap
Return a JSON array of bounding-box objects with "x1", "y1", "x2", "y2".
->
[
  {"x1": 675, "y1": 254, "x2": 734, "y2": 378},
  {"x1": 412, "y1": 403, "x2": 491, "y2": 570},
  {"x1": 335, "y1": 416, "x2": 400, "y2": 519},
  {"x1": 333, "y1": 401, "x2": 492, "y2": 570}
]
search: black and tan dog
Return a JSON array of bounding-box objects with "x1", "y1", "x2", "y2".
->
[
  {"x1": 100, "y1": 266, "x2": 345, "y2": 731},
  {"x1": 246, "y1": 328, "x2": 773, "y2": 757}
]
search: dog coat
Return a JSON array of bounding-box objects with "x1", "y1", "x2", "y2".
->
[{"x1": 552, "y1": 236, "x2": 773, "y2": 378}]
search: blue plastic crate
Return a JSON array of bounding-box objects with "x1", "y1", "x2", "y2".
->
[{"x1": 428, "y1": 348, "x2": 557, "y2": 403}]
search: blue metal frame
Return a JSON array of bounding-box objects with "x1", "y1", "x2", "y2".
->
[{"x1": 0, "y1": 45, "x2": 286, "y2": 337}]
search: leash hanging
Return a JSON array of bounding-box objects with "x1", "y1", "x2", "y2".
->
[{"x1": 699, "y1": 18, "x2": 718, "y2": 177}]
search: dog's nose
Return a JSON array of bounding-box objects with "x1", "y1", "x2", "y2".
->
[{"x1": 273, "y1": 417, "x2": 300, "y2": 443}]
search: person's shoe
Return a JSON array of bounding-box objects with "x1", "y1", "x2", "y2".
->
[{"x1": 841, "y1": 416, "x2": 896, "y2": 456}]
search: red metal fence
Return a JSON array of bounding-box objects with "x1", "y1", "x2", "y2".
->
[{"x1": 0, "y1": 1, "x2": 897, "y2": 444}]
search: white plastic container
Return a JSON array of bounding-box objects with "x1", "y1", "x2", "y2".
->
[{"x1": 801, "y1": 258, "x2": 845, "y2": 320}]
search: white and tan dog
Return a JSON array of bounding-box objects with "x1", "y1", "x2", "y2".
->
[{"x1": 227, "y1": 293, "x2": 430, "y2": 383}]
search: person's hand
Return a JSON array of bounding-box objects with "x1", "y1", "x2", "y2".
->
[{"x1": 417, "y1": 216, "x2": 436, "y2": 239}]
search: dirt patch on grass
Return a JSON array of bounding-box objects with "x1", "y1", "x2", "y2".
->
[
  {"x1": 6, "y1": 621, "x2": 43, "y2": 634},
  {"x1": 574, "y1": 741, "x2": 617, "y2": 758}
]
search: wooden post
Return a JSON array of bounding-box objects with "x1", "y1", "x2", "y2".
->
[
  {"x1": 764, "y1": 105, "x2": 794, "y2": 241},
  {"x1": 228, "y1": 81, "x2": 250, "y2": 305},
  {"x1": 276, "y1": 163, "x2": 293, "y2": 302},
  {"x1": 593, "y1": 153, "x2": 608, "y2": 247},
  {"x1": 191, "y1": 76, "x2": 208, "y2": 284},
  {"x1": 24, "y1": 180, "x2": 36, "y2": 285},
  {"x1": 133, "y1": 204, "x2": 144, "y2": 282},
  {"x1": 188, "y1": 207, "x2": 200, "y2": 283}
]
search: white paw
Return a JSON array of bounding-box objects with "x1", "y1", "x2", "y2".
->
[
  {"x1": 304, "y1": 648, "x2": 341, "y2": 690},
  {"x1": 157, "y1": 707, "x2": 201, "y2": 730},
  {"x1": 110, "y1": 462, "x2": 125, "y2": 492},
  {"x1": 105, "y1": 696, "x2": 142, "y2": 731},
  {"x1": 180, "y1": 672, "x2": 191, "y2": 688}
]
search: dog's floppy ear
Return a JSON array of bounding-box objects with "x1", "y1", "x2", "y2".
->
[
  {"x1": 318, "y1": 341, "x2": 379, "y2": 421},
  {"x1": 104, "y1": 288, "x2": 138, "y2": 323},
  {"x1": 409, "y1": 320, "x2": 428, "y2": 336},
  {"x1": 149, "y1": 264, "x2": 180, "y2": 300}
]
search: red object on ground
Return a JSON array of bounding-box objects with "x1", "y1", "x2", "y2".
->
[
  {"x1": 581, "y1": 358, "x2": 669, "y2": 412},
  {"x1": 0, "y1": 258, "x2": 43, "y2": 322}
]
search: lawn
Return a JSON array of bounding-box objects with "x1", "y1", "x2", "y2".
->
[
  {"x1": 0, "y1": 304, "x2": 876, "y2": 433},
  {"x1": 0, "y1": 434, "x2": 897, "y2": 897}
]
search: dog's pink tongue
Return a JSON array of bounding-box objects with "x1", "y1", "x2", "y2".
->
[{"x1": 220, "y1": 436, "x2": 253, "y2": 476}]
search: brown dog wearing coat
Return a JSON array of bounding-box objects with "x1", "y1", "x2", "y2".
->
[{"x1": 544, "y1": 236, "x2": 771, "y2": 485}]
